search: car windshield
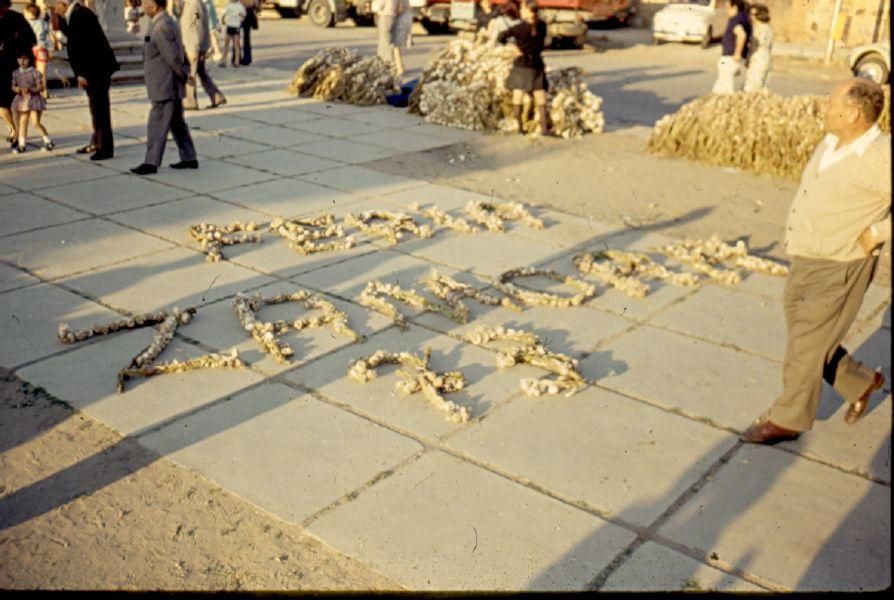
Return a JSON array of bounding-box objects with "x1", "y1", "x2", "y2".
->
[{"x1": 671, "y1": 0, "x2": 712, "y2": 5}]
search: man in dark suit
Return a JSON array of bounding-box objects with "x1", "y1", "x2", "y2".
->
[
  {"x1": 0, "y1": 0, "x2": 37, "y2": 147},
  {"x1": 131, "y1": 0, "x2": 198, "y2": 175},
  {"x1": 53, "y1": 0, "x2": 119, "y2": 160}
]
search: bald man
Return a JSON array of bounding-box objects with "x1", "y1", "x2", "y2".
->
[{"x1": 742, "y1": 78, "x2": 891, "y2": 445}]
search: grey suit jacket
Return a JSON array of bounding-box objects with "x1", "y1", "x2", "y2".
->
[
  {"x1": 180, "y1": 0, "x2": 210, "y2": 57},
  {"x1": 144, "y1": 12, "x2": 188, "y2": 102}
]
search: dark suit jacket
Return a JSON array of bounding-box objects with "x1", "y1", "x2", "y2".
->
[{"x1": 67, "y1": 3, "x2": 119, "y2": 83}]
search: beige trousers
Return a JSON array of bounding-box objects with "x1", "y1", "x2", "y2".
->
[{"x1": 767, "y1": 255, "x2": 878, "y2": 431}]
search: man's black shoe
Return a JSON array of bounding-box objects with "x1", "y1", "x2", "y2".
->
[
  {"x1": 170, "y1": 160, "x2": 198, "y2": 170},
  {"x1": 90, "y1": 152, "x2": 113, "y2": 161},
  {"x1": 130, "y1": 163, "x2": 158, "y2": 175}
]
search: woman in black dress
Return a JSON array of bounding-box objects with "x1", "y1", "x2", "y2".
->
[{"x1": 497, "y1": 0, "x2": 549, "y2": 136}]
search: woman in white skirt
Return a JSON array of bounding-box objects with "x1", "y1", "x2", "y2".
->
[{"x1": 744, "y1": 4, "x2": 773, "y2": 92}]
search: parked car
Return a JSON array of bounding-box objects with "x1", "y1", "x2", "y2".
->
[
  {"x1": 651, "y1": 0, "x2": 730, "y2": 49},
  {"x1": 849, "y1": 41, "x2": 891, "y2": 84}
]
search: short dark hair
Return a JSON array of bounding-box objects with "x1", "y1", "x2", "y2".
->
[
  {"x1": 750, "y1": 4, "x2": 770, "y2": 22},
  {"x1": 846, "y1": 79, "x2": 885, "y2": 123},
  {"x1": 501, "y1": 1, "x2": 519, "y2": 19},
  {"x1": 731, "y1": 0, "x2": 747, "y2": 12},
  {"x1": 154, "y1": 0, "x2": 167, "y2": 7},
  {"x1": 24, "y1": 3, "x2": 40, "y2": 17}
]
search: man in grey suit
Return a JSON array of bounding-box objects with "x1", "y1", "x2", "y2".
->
[
  {"x1": 180, "y1": 0, "x2": 225, "y2": 110},
  {"x1": 131, "y1": 0, "x2": 198, "y2": 175}
]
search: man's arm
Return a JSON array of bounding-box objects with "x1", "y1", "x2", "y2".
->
[{"x1": 155, "y1": 20, "x2": 187, "y2": 80}]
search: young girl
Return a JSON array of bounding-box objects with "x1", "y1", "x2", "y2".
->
[
  {"x1": 125, "y1": 0, "x2": 142, "y2": 34},
  {"x1": 497, "y1": 0, "x2": 550, "y2": 136},
  {"x1": 11, "y1": 51, "x2": 54, "y2": 153},
  {"x1": 24, "y1": 3, "x2": 51, "y2": 100},
  {"x1": 220, "y1": 0, "x2": 246, "y2": 67},
  {"x1": 744, "y1": 4, "x2": 773, "y2": 92}
]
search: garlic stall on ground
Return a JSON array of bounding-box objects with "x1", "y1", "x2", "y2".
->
[{"x1": 286, "y1": 47, "x2": 400, "y2": 106}]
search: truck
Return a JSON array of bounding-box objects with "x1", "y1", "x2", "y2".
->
[
  {"x1": 263, "y1": 0, "x2": 375, "y2": 27},
  {"x1": 444, "y1": 0, "x2": 612, "y2": 48}
]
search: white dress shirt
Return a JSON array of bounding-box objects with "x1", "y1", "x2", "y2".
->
[{"x1": 817, "y1": 124, "x2": 882, "y2": 173}]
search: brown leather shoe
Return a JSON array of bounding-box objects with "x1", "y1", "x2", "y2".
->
[
  {"x1": 845, "y1": 371, "x2": 885, "y2": 425},
  {"x1": 740, "y1": 419, "x2": 800, "y2": 444}
]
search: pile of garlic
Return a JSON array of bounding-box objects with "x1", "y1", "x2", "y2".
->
[
  {"x1": 422, "y1": 269, "x2": 520, "y2": 323},
  {"x1": 348, "y1": 348, "x2": 470, "y2": 423},
  {"x1": 286, "y1": 47, "x2": 399, "y2": 106},
  {"x1": 493, "y1": 267, "x2": 596, "y2": 308},
  {"x1": 232, "y1": 290, "x2": 359, "y2": 364},
  {"x1": 357, "y1": 280, "x2": 466, "y2": 329},
  {"x1": 269, "y1": 215, "x2": 356, "y2": 255},
  {"x1": 344, "y1": 210, "x2": 434, "y2": 246},
  {"x1": 410, "y1": 39, "x2": 605, "y2": 138},
  {"x1": 188, "y1": 221, "x2": 261, "y2": 262},
  {"x1": 465, "y1": 325, "x2": 585, "y2": 397},
  {"x1": 408, "y1": 202, "x2": 480, "y2": 234},
  {"x1": 647, "y1": 87, "x2": 890, "y2": 180},
  {"x1": 573, "y1": 250, "x2": 699, "y2": 299},
  {"x1": 118, "y1": 349, "x2": 246, "y2": 392},
  {"x1": 464, "y1": 200, "x2": 544, "y2": 232},
  {"x1": 657, "y1": 234, "x2": 789, "y2": 286}
]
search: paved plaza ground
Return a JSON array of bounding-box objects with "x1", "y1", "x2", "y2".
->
[{"x1": 0, "y1": 47, "x2": 891, "y2": 591}]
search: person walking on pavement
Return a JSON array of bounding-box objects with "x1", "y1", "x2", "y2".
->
[
  {"x1": 219, "y1": 0, "x2": 244, "y2": 67},
  {"x1": 203, "y1": 0, "x2": 223, "y2": 62},
  {"x1": 239, "y1": 0, "x2": 258, "y2": 66},
  {"x1": 179, "y1": 0, "x2": 225, "y2": 110},
  {"x1": 1, "y1": 0, "x2": 37, "y2": 148},
  {"x1": 711, "y1": 0, "x2": 751, "y2": 94},
  {"x1": 131, "y1": 0, "x2": 198, "y2": 175},
  {"x1": 740, "y1": 78, "x2": 891, "y2": 445},
  {"x1": 52, "y1": 0, "x2": 119, "y2": 160}
]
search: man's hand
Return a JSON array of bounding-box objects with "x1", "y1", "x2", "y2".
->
[
  {"x1": 859, "y1": 225, "x2": 883, "y2": 256},
  {"x1": 77, "y1": 76, "x2": 88, "y2": 89}
]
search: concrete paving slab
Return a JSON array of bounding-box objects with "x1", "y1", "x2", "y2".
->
[
  {"x1": 850, "y1": 326, "x2": 892, "y2": 388},
  {"x1": 344, "y1": 108, "x2": 428, "y2": 129},
  {"x1": 417, "y1": 302, "x2": 634, "y2": 360},
  {"x1": 150, "y1": 159, "x2": 276, "y2": 194},
  {"x1": 225, "y1": 233, "x2": 375, "y2": 280},
  {"x1": 651, "y1": 286, "x2": 787, "y2": 361},
  {"x1": 449, "y1": 385, "x2": 738, "y2": 525},
  {"x1": 736, "y1": 271, "x2": 786, "y2": 300},
  {"x1": 780, "y1": 391, "x2": 891, "y2": 483},
  {"x1": 37, "y1": 173, "x2": 192, "y2": 216},
  {"x1": 192, "y1": 134, "x2": 270, "y2": 160},
  {"x1": 186, "y1": 113, "x2": 259, "y2": 134},
  {"x1": 396, "y1": 230, "x2": 562, "y2": 278},
  {"x1": 107, "y1": 194, "x2": 268, "y2": 245},
  {"x1": 0, "y1": 283, "x2": 121, "y2": 368},
  {"x1": 229, "y1": 107, "x2": 324, "y2": 126},
  {"x1": 0, "y1": 262, "x2": 40, "y2": 293},
  {"x1": 380, "y1": 183, "x2": 494, "y2": 213},
  {"x1": 68, "y1": 143, "x2": 149, "y2": 175},
  {"x1": 139, "y1": 383, "x2": 423, "y2": 523},
  {"x1": 513, "y1": 211, "x2": 618, "y2": 251},
  {"x1": 15, "y1": 333, "x2": 263, "y2": 436},
  {"x1": 295, "y1": 138, "x2": 401, "y2": 164},
  {"x1": 587, "y1": 325, "x2": 783, "y2": 431},
  {"x1": 308, "y1": 450, "x2": 637, "y2": 590},
  {"x1": 586, "y1": 275, "x2": 696, "y2": 323},
  {"x1": 286, "y1": 324, "x2": 542, "y2": 439},
  {"x1": 403, "y1": 123, "x2": 480, "y2": 142},
  {"x1": 212, "y1": 177, "x2": 367, "y2": 218},
  {"x1": 0, "y1": 218, "x2": 175, "y2": 280},
  {"x1": 288, "y1": 117, "x2": 391, "y2": 139},
  {"x1": 290, "y1": 249, "x2": 463, "y2": 301},
  {"x1": 182, "y1": 280, "x2": 392, "y2": 376},
  {"x1": 0, "y1": 193, "x2": 90, "y2": 237},
  {"x1": 857, "y1": 283, "x2": 892, "y2": 325},
  {"x1": 0, "y1": 182, "x2": 17, "y2": 195},
  {"x1": 602, "y1": 541, "x2": 763, "y2": 591},
  {"x1": 59, "y1": 246, "x2": 276, "y2": 315},
  {"x1": 223, "y1": 124, "x2": 325, "y2": 148},
  {"x1": 658, "y1": 444, "x2": 891, "y2": 591},
  {"x1": 0, "y1": 156, "x2": 116, "y2": 191},
  {"x1": 224, "y1": 149, "x2": 343, "y2": 177},
  {"x1": 297, "y1": 165, "x2": 428, "y2": 197},
  {"x1": 348, "y1": 130, "x2": 455, "y2": 153},
  {"x1": 292, "y1": 101, "x2": 381, "y2": 118}
]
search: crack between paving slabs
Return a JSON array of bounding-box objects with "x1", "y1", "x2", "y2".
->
[{"x1": 585, "y1": 441, "x2": 785, "y2": 593}]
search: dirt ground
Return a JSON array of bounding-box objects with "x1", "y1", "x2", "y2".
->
[{"x1": 0, "y1": 368, "x2": 400, "y2": 591}]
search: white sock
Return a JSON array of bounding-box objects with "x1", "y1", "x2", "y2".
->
[
  {"x1": 17, "y1": 137, "x2": 25, "y2": 147},
  {"x1": 42, "y1": 135, "x2": 51, "y2": 143}
]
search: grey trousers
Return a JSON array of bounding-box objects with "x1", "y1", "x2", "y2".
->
[
  {"x1": 145, "y1": 98, "x2": 197, "y2": 167},
  {"x1": 767, "y1": 255, "x2": 878, "y2": 431},
  {"x1": 184, "y1": 54, "x2": 223, "y2": 108}
]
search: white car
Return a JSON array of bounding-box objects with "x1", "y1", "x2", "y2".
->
[
  {"x1": 652, "y1": 0, "x2": 731, "y2": 49},
  {"x1": 849, "y1": 42, "x2": 891, "y2": 84}
]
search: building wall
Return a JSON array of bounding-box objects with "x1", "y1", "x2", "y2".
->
[{"x1": 635, "y1": 0, "x2": 889, "y2": 48}]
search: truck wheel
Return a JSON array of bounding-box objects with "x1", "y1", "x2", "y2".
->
[
  {"x1": 275, "y1": 7, "x2": 300, "y2": 18},
  {"x1": 700, "y1": 26, "x2": 712, "y2": 49},
  {"x1": 855, "y1": 54, "x2": 890, "y2": 84},
  {"x1": 421, "y1": 19, "x2": 450, "y2": 34},
  {"x1": 308, "y1": 0, "x2": 335, "y2": 28}
]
